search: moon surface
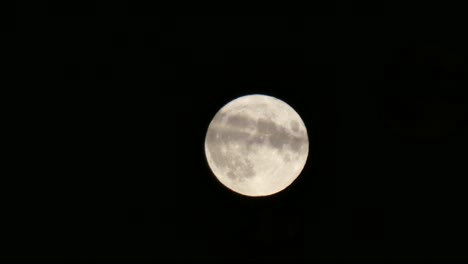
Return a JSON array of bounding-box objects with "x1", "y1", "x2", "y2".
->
[{"x1": 204, "y1": 94, "x2": 309, "y2": 197}]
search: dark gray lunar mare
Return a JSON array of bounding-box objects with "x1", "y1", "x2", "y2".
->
[{"x1": 205, "y1": 111, "x2": 307, "y2": 181}]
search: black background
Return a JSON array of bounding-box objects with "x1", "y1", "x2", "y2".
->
[{"x1": 13, "y1": 3, "x2": 468, "y2": 261}]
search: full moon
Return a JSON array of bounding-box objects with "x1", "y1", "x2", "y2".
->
[{"x1": 204, "y1": 94, "x2": 309, "y2": 197}]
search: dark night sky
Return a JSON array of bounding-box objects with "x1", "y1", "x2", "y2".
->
[{"x1": 13, "y1": 4, "x2": 468, "y2": 261}]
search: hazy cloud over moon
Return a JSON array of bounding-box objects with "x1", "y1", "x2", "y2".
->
[{"x1": 206, "y1": 112, "x2": 307, "y2": 153}]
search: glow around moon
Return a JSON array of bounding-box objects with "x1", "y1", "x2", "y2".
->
[{"x1": 204, "y1": 94, "x2": 309, "y2": 197}]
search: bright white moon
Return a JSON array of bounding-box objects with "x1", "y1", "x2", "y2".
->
[{"x1": 204, "y1": 94, "x2": 309, "y2": 197}]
